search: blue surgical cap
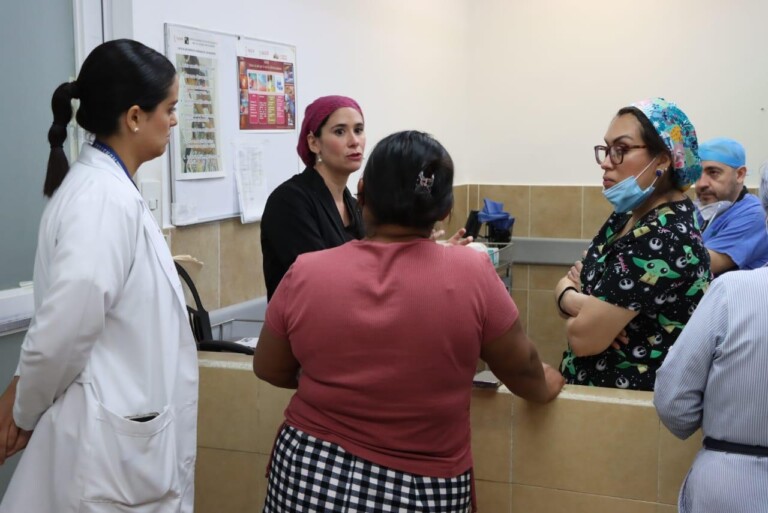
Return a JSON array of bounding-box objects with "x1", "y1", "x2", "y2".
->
[{"x1": 699, "y1": 137, "x2": 746, "y2": 168}]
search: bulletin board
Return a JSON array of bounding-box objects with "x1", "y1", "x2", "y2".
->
[{"x1": 164, "y1": 23, "x2": 299, "y2": 225}]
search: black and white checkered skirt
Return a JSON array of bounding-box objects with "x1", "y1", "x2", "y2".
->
[{"x1": 263, "y1": 424, "x2": 472, "y2": 513}]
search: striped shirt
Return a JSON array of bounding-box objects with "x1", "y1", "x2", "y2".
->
[{"x1": 654, "y1": 268, "x2": 768, "y2": 512}]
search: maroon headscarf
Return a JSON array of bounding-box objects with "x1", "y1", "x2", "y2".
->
[{"x1": 297, "y1": 95, "x2": 364, "y2": 167}]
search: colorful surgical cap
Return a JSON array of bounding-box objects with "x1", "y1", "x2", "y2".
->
[{"x1": 631, "y1": 98, "x2": 701, "y2": 191}]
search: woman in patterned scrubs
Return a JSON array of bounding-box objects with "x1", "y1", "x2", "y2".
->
[{"x1": 555, "y1": 98, "x2": 710, "y2": 391}]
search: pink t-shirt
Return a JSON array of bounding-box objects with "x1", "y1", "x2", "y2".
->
[{"x1": 265, "y1": 239, "x2": 518, "y2": 478}]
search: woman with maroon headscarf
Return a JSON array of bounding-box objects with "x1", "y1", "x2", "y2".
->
[
  {"x1": 261, "y1": 95, "x2": 367, "y2": 300},
  {"x1": 261, "y1": 96, "x2": 470, "y2": 300}
]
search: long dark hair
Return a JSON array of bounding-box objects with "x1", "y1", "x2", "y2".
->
[
  {"x1": 45, "y1": 39, "x2": 176, "y2": 197},
  {"x1": 362, "y1": 130, "x2": 454, "y2": 231}
]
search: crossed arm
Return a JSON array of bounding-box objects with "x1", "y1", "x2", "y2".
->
[{"x1": 555, "y1": 270, "x2": 638, "y2": 357}]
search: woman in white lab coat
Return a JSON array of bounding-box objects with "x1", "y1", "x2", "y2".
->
[{"x1": 0, "y1": 39, "x2": 198, "y2": 512}]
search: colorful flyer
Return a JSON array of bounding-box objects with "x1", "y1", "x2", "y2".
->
[{"x1": 236, "y1": 39, "x2": 296, "y2": 131}]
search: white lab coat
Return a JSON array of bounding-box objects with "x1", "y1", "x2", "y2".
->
[{"x1": 0, "y1": 144, "x2": 198, "y2": 513}]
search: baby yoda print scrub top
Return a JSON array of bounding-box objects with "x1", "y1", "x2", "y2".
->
[{"x1": 561, "y1": 197, "x2": 710, "y2": 390}]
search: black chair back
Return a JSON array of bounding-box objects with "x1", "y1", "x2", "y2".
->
[
  {"x1": 175, "y1": 262, "x2": 214, "y2": 342},
  {"x1": 174, "y1": 263, "x2": 254, "y2": 355}
]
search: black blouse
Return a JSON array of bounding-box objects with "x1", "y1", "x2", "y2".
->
[{"x1": 261, "y1": 167, "x2": 364, "y2": 300}]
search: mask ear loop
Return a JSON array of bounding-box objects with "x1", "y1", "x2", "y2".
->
[{"x1": 644, "y1": 167, "x2": 663, "y2": 190}]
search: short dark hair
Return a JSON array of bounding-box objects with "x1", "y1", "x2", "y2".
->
[
  {"x1": 362, "y1": 130, "x2": 454, "y2": 230},
  {"x1": 45, "y1": 39, "x2": 176, "y2": 197}
]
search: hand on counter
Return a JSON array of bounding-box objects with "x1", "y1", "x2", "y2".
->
[{"x1": 542, "y1": 363, "x2": 566, "y2": 403}]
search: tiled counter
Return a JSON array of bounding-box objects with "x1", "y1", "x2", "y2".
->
[{"x1": 196, "y1": 352, "x2": 700, "y2": 513}]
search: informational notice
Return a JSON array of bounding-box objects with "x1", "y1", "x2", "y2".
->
[
  {"x1": 236, "y1": 38, "x2": 296, "y2": 131},
  {"x1": 169, "y1": 29, "x2": 225, "y2": 179}
]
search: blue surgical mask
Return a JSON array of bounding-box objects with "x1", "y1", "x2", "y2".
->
[{"x1": 603, "y1": 158, "x2": 660, "y2": 214}]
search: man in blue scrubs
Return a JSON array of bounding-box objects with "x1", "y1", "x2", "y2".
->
[{"x1": 695, "y1": 137, "x2": 768, "y2": 275}]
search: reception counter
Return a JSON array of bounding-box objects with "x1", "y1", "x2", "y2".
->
[{"x1": 196, "y1": 352, "x2": 700, "y2": 513}]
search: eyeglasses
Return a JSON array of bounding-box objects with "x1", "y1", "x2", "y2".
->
[{"x1": 594, "y1": 144, "x2": 647, "y2": 165}]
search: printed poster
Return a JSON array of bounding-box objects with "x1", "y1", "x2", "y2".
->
[
  {"x1": 169, "y1": 29, "x2": 225, "y2": 179},
  {"x1": 236, "y1": 39, "x2": 296, "y2": 131}
]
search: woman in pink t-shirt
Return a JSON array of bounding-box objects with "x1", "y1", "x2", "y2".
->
[{"x1": 253, "y1": 130, "x2": 564, "y2": 513}]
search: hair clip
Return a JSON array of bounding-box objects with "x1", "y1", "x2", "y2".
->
[{"x1": 415, "y1": 170, "x2": 434, "y2": 193}]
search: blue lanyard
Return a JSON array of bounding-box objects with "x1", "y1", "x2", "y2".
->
[{"x1": 91, "y1": 140, "x2": 137, "y2": 189}]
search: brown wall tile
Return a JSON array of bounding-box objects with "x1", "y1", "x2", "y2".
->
[
  {"x1": 530, "y1": 186, "x2": 581, "y2": 238},
  {"x1": 220, "y1": 219, "x2": 265, "y2": 307},
  {"x1": 529, "y1": 265, "x2": 570, "y2": 291},
  {"x1": 455, "y1": 184, "x2": 469, "y2": 211},
  {"x1": 198, "y1": 366, "x2": 260, "y2": 452},
  {"x1": 656, "y1": 504, "x2": 677, "y2": 513},
  {"x1": 509, "y1": 484, "x2": 657, "y2": 513},
  {"x1": 172, "y1": 222, "x2": 221, "y2": 310},
  {"x1": 254, "y1": 453, "x2": 269, "y2": 510},
  {"x1": 527, "y1": 290, "x2": 566, "y2": 342},
  {"x1": 478, "y1": 185, "x2": 530, "y2": 237},
  {"x1": 510, "y1": 263, "x2": 529, "y2": 291},
  {"x1": 475, "y1": 480, "x2": 512, "y2": 513},
  {"x1": 535, "y1": 338, "x2": 567, "y2": 369},
  {"x1": 469, "y1": 184, "x2": 480, "y2": 211},
  {"x1": 471, "y1": 390, "x2": 513, "y2": 483},
  {"x1": 441, "y1": 184, "x2": 469, "y2": 237},
  {"x1": 196, "y1": 354, "x2": 686, "y2": 513},
  {"x1": 512, "y1": 394, "x2": 659, "y2": 501},
  {"x1": 255, "y1": 381, "x2": 296, "y2": 454},
  {"x1": 657, "y1": 427, "x2": 701, "y2": 505},
  {"x1": 195, "y1": 448, "x2": 262, "y2": 513},
  {"x1": 527, "y1": 264, "x2": 570, "y2": 366},
  {"x1": 582, "y1": 186, "x2": 614, "y2": 239}
]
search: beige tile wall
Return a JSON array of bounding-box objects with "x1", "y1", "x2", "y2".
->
[
  {"x1": 195, "y1": 353, "x2": 700, "y2": 513},
  {"x1": 186, "y1": 186, "x2": 703, "y2": 512},
  {"x1": 169, "y1": 184, "x2": 612, "y2": 367},
  {"x1": 167, "y1": 184, "x2": 709, "y2": 313},
  {"x1": 441, "y1": 184, "x2": 613, "y2": 240},
  {"x1": 169, "y1": 219, "x2": 267, "y2": 310},
  {"x1": 441, "y1": 184, "x2": 617, "y2": 368}
]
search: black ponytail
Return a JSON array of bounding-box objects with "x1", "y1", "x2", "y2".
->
[
  {"x1": 44, "y1": 81, "x2": 78, "y2": 197},
  {"x1": 43, "y1": 39, "x2": 176, "y2": 197}
]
